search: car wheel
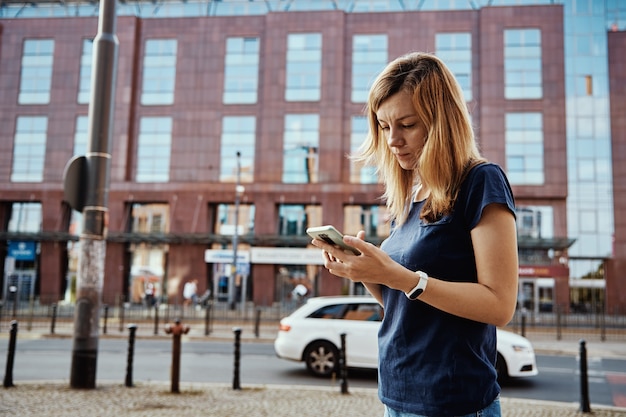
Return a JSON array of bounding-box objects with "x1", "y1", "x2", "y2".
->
[
  {"x1": 304, "y1": 340, "x2": 339, "y2": 377},
  {"x1": 496, "y1": 352, "x2": 509, "y2": 383}
]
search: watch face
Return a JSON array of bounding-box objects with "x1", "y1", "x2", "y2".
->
[{"x1": 409, "y1": 288, "x2": 423, "y2": 300}]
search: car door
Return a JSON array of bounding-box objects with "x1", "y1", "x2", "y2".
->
[{"x1": 332, "y1": 301, "x2": 382, "y2": 368}]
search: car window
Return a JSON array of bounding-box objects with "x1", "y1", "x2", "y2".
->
[
  {"x1": 308, "y1": 303, "x2": 347, "y2": 319},
  {"x1": 341, "y1": 303, "x2": 383, "y2": 322}
]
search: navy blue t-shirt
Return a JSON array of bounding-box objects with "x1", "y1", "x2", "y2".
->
[{"x1": 378, "y1": 163, "x2": 515, "y2": 416}]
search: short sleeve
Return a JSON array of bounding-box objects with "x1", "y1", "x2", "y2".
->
[{"x1": 461, "y1": 163, "x2": 516, "y2": 230}]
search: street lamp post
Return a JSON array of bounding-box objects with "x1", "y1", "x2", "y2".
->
[{"x1": 228, "y1": 152, "x2": 243, "y2": 310}]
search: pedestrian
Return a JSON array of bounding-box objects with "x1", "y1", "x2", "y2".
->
[
  {"x1": 144, "y1": 281, "x2": 156, "y2": 307},
  {"x1": 311, "y1": 52, "x2": 518, "y2": 417},
  {"x1": 183, "y1": 279, "x2": 198, "y2": 306}
]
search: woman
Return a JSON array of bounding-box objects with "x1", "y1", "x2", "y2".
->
[{"x1": 311, "y1": 52, "x2": 518, "y2": 417}]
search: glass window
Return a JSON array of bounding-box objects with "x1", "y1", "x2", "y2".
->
[
  {"x1": 351, "y1": 34, "x2": 387, "y2": 103},
  {"x1": 516, "y1": 206, "x2": 553, "y2": 239},
  {"x1": 220, "y1": 116, "x2": 256, "y2": 183},
  {"x1": 141, "y1": 39, "x2": 177, "y2": 105},
  {"x1": 215, "y1": 203, "x2": 255, "y2": 235},
  {"x1": 77, "y1": 39, "x2": 93, "y2": 104},
  {"x1": 8, "y1": 202, "x2": 42, "y2": 232},
  {"x1": 285, "y1": 33, "x2": 322, "y2": 101},
  {"x1": 74, "y1": 115, "x2": 89, "y2": 156},
  {"x1": 19, "y1": 39, "x2": 54, "y2": 104},
  {"x1": 343, "y1": 204, "x2": 390, "y2": 238},
  {"x1": 136, "y1": 117, "x2": 172, "y2": 182},
  {"x1": 277, "y1": 204, "x2": 321, "y2": 236},
  {"x1": 11, "y1": 116, "x2": 47, "y2": 182},
  {"x1": 224, "y1": 37, "x2": 259, "y2": 104},
  {"x1": 505, "y1": 112, "x2": 544, "y2": 185},
  {"x1": 283, "y1": 114, "x2": 319, "y2": 183},
  {"x1": 504, "y1": 28, "x2": 542, "y2": 99},
  {"x1": 129, "y1": 203, "x2": 169, "y2": 304},
  {"x1": 349, "y1": 116, "x2": 377, "y2": 184},
  {"x1": 436, "y1": 32, "x2": 472, "y2": 101}
]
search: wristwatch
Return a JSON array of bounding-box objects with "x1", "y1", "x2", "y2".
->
[{"x1": 405, "y1": 270, "x2": 428, "y2": 300}]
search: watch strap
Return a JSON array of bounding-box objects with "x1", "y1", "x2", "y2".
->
[{"x1": 405, "y1": 270, "x2": 428, "y2": 300}]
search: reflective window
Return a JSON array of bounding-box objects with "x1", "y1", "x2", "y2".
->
[
  {"x1": 285, "y1": 33, "x2": 322, "y2": 101},
  {"x1": 220, "y1": 116, "x2": 256, "y2": 182},
  {"x1": 129, "y1": 203, "x2": 169, "y2": 304},
  {"x1": 283, "y1": 114, "x2": 319, "y2": 183},
  {"x1": 136, "y1": 117, "x2": 172, "y2": 182},
  {"x1": 505, "y1": 112, "x2": 544, "y2": 185},
  {"x1": 224, "y1": 37, "x2": 259, "y2": 104},
  {"x1": 516, "y1": 205, "x2": 553, "y2": 239},
  {"x1": 343, "y1": 205, "x2": 390, "y2": 238},
  {"x1": 215, "y1": 203, "x2": 255, "y2": 235},
  {"x1": 504, "y1": 28, "x2": 542, "y2": 99},
  {"x1": 277, "y1": 204, "x2": 321, "y2": 236},
  {"x1": 11, "y1": 116, "x2": 47, "y2": 182},
  {"x1": 436, "y1": 32, "x2": 472, "y2": 101},
  {"x1": 74, "y1": 115, "x2": 89, "y2": 156},
  {"x1": 77, "y1": 39, "x2": 93, "y2": 104},
  {"x1": 141, "y1": 39, "x2": 177, "y2": 105},
  {"x1": 349, "y1": 116, "x2": 377, "y2": 184},
  {"x1": 8, "y1": 202, "x2": 42, "y2": 232},
  {"x1": 351, "y1": 34, "x2": 387, "y2": 103},
  {"x1": 19, "y1": 39, "x2": 54, "y2": 104}
]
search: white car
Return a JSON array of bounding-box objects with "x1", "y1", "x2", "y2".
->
[{"x1": 274, "y1": 296, "x2": 538, "y2": 381}]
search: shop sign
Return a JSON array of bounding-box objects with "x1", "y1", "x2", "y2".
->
[{"x1": 8, "y1": 241, "x2": 36, "y2": 261}]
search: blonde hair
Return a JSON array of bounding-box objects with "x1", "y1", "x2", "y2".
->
[{"x1": 355, "y1": 52, "x2": 485, "y2": 225}]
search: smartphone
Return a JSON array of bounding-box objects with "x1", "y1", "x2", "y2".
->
[{"x1": 306, "y1": 225, "x2": 361, "y2": 255}]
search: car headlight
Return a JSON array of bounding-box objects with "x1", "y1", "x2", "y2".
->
[{"x1": 511, "y1": 344, "x2": 531, "y2": 353}]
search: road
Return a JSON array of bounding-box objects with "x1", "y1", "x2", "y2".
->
[{"x1": 2, "y1": 338, "x2": 625, "y2": 407}]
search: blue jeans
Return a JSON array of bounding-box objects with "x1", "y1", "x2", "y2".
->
[{"x1": 383, "y1": 396, "x2": 501, "y2": 417}]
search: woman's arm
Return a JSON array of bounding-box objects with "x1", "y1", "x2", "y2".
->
[{"x1": 314, "y1": 203, "x2": 518, "y2": 326}]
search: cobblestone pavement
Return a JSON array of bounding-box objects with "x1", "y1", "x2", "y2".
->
[{"x1": 1, "y1": 382, "x2": 625, "y2": 417}]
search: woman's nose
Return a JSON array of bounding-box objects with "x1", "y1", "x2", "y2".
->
[{"x1": 387, "y1": 127, "x2": 403, "y2": 147}]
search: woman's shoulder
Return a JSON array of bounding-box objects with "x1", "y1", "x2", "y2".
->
[{"x1": 465, "y1": 162, "x2": 510, "y2": 187}]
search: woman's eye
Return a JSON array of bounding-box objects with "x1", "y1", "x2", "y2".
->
[{"x1": 402, "y1": 124, "x2": 415, "y2": 129}]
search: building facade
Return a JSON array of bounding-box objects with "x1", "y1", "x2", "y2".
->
[{"x1": 0, "y1": 0, "x2": 624, "y2": 313}]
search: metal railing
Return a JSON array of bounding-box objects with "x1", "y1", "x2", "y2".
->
[{"x1": 0, "y1": 299, "x2": 624, "y2": 341}]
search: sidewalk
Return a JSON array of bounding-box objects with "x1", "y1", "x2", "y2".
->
[
  {"x1": 1, "y1": 381, "x2": 625, "y2": 417},
  {"x1": 2, "y1": 321, "x2": 625, "y2": 417}
]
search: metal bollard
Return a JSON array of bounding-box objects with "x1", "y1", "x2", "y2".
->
[
  {"x1": 579, "y1": 339, "x2": 592, "y2": 413},
  {"x1": 233, "y1": 327, "x2": 242, "y2": 390},
  {"x1": 125, "y1": 324, "x2": 138, "y2": 387},
  {"x1": 204, "y1": 303, "x2": 212, "y2": 336},
  {"x1": 520, "y1": 311, "x2": 526, "y2": 338},
  {"x1": 254, "y1": 308, "x2": 261, "y2": 338},
  {"x1": 103, "y1": 304, "x2": 109, "y2": 335},
  {"x1": 119, "y1": 302, "x2": 125, "y2": 333},
  {"x1": 3, "y1": 321, "x2": 18, "y2": 388},
  {"x1": 339, "y1": 332, "x2": 349, "y2": 394},
  {"x1": 153, "y1": 304, "x2": 159, "y2": 336},
  {"x1": 164, "y1": 318, "x2": 190, "y2": 393},
  {"x1": 50, "y1": 303, "x2": 57, "y2": 334}
]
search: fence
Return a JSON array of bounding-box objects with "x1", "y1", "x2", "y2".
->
[
  {"x1": 507, "y1": 306, "x2": 626, "y2": 342},
  {"x1": 0, "y1": 299, "x2": 625, "y2": 342},
  {"x1": 0, "y1": 298, "x2": 298, "y2": 337}
]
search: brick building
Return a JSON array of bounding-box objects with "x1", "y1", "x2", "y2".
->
[{"x1": 0, "y1": 0, "x2": 623, "y2": 313}]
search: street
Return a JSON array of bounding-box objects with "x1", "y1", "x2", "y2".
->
[{"x1": 1, "y1": 338, "x2": 625, "y2": 407}]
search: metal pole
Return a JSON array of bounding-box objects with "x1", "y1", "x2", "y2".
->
[
  {"x1": 70, "y1": 0, "x2": 118, "y2": 389},
  {"x1": 125, "y1": 324, "x2": 137, "y2": 387},
  {"x1": 228, "y1": 151, "x2": 242, "y2": 310},
  {"x1": 3, "y1": 321, "x2": 18, "y2": 388},
  {"x1": 339, "y1": 333, "x2": 349, "y2": 394},
  {"x1": 579, "y1": 339, "x2": 592, "y2": 413},
  {"x1": 232, "y1": 327, "x2": 242, "y2": 390}
]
